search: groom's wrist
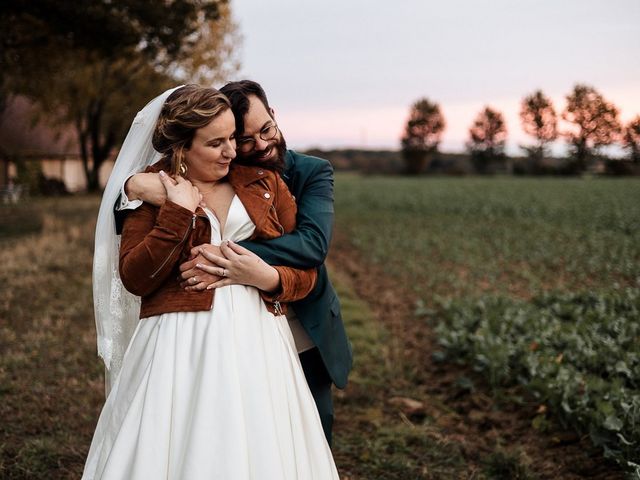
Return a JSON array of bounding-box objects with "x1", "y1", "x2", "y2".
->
[{"x1": 124, "y1": 176, "x2": 140, "y2": 201}]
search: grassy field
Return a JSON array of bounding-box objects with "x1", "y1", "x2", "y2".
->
[
  {"x1": 334, "y1": 173, "x2": 640, "y2": 475},
  {"x1": 0, "y1": 197, "x2": 104, "y2": 479},
  {"x1": 335, "y1": 174, "x2": 639, "y2": 300},
  {"x1": 1, "y1": 174, "x2": 638, "y2": 478},
  {"x1": 0, "y1": 195, "x2": 475, "y2": 479}
]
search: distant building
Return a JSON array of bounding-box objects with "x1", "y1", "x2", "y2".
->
[{"x1": 0, "y1": 95, "x2": 114, "y2": 192}]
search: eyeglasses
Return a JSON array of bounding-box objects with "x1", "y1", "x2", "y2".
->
[{"x1": 236, "y1": 123, "x2": 279, "y2": 153}]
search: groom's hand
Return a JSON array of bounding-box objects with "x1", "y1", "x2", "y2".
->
[
  {"x1": 125, "y1": 172, "x2": 167, "y2": 206},
  {"x1": 179, "y1": 244, "x2": 223, "y2": 291}
]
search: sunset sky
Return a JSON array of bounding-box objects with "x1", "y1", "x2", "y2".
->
[{"x1": 230, "y1": 0, "x2": 640, "y2": 155}]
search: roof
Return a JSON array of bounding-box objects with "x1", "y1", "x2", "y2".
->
[{"x1": 0, "y1": 95, "x2": 79, "y2": 157}]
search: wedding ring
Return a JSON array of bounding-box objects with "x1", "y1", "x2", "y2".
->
[
  {"x1": 191, "y1": 276, "x2": 198, "y2": 284},
  {"x1": 222, "y1": 268, "x2": 227, "y2": 277}
]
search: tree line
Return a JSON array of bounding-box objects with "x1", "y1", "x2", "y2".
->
[
  {"x1": 0, "y1": 0, "x2": 239, "y2": 191},
  {"x1": 401, "y1": 85, "x2": 640, "y2": 175}
]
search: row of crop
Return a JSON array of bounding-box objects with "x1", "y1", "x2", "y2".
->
[{"x1": 433, "y1": 288, "x2": 640, "y2": 474}]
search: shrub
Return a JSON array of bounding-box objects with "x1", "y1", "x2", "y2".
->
[{"x1": 435, "y1": 288, "x2": 640, "y2": 472}]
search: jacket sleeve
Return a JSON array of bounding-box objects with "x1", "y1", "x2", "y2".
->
[
  {"x1": 119, "y1": 201, "x2": 195, "y2": 297},
  {"x1": 256, "y1": 170, "x2": 317, "y2": 303},
  {"x1": 260, "y1": 266, "x2": 318, "y2": 304},
  {"x1": 240, "y1": 159, "x2": 334, "y2": 269}
]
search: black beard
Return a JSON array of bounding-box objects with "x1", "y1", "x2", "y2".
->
[{"x1": 234, "y1": 136, "x2": 287, "y2": 173}]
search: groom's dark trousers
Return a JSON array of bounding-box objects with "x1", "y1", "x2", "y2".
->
[{"x1": 240, "y1": 150, "x2": 353, "y2": 445}]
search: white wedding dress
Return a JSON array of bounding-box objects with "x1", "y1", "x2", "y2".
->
[{"x1": 83, "y1": 196, "x2": 339, "y2": 480}]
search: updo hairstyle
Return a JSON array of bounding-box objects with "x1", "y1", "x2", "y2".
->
[{"x1": 152, "y1": 84, "x2": 231, "y2": 177}]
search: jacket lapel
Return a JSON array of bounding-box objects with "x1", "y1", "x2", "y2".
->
[
  {"x1": 228, "y1": 164, "x2": 274, "y2": 235},
  {"x1": 282, "y1": 150, "x2": 295, "y2": 191}
]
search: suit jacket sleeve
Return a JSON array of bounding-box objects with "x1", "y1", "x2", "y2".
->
[
  {"x1": 113, "y1": 197, "x2": 127, "y2": 235},
  {"x1": 257, "y1": 171, "x2": 317, "y2": 303},
  {"x1": 240, "y1": 159, "x2": 334, "y2": 269}
]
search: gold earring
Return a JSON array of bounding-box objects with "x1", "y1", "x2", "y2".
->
[{"x1": 179, "y1": 162, "x2": 188, "y2": 176}]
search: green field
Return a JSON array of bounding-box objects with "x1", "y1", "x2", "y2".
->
[
  {"x1": 335, "y1": 174, "x2": 639, "y2": 300},
  {"x1": 1, "y1": 175, "x2": 638, "y2": 478},
  {"x1": 334, "y1": 173, "x2": 640, "y2": 473}
]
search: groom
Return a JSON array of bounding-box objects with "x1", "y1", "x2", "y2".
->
[{"x1": 119, "y1": 80, "x2": 352, "y2": 445}]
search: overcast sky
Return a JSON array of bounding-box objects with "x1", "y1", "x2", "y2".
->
[{"x1": 229, "y1": 0, "x2": 640, "y2": 154}]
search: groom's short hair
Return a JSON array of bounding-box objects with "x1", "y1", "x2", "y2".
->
[{"x1": 220, "y1": 80, "x2": 272, "y2": 135}]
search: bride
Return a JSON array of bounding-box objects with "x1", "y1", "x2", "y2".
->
[{"x1": 86, "y1": 85, "x2": 339, "y2": 479}]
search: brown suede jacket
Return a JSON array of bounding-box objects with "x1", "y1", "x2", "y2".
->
[{"x1": 119, "y1": 159, "x2": 317, "y2": 319}]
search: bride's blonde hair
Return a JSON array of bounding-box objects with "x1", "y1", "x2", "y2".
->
[{"x1": 152, "y1": 84, "x2": 231, "y2": 177}]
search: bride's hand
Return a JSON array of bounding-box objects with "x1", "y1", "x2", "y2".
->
[
  {"x1": 178, "y1": 244, "x2": 223, "y2": 291},
  {"x1": 160, "y1": 170, "x2": 202, "y2": 212},
  {"x1": 197, "y1": 240, "x2": 280, "y2": 292}
]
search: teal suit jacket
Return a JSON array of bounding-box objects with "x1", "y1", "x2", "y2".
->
[{"x1": 240, "y1": 150, "x2": 353, "y2": 389}]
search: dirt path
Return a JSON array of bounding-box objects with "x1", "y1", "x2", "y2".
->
[{"x1": 329, "y1": 228, "x2": 625, "y2": 480}]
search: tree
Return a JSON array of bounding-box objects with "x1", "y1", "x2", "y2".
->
[
  {"x1": 622, "y1": 116, "x2": 640, "y2": 164},
  {"x1": 400, "y1": 98, "x2": 445, "y2": 174},
  {"x1": 519, "y1": 90, "x2": 558, "y2": 165},
  {"x1": 1, "y1": 0, "x2": 240, "y2": 191},
  {"x1": 1, "y1": 0, "x2": 219, "y2": 102},
  {"x1": 166, "y1": 2, "x2": 241, "y2": 86},
  {"x1": 562, "y1": 84, "x2": 621, "y2": 174},
  {"x1": 467, "y1": 106, "x2": 507, "y2": 173}
]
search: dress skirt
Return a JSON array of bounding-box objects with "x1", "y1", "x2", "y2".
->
[{"x1": 83, "y1": 197, "x2": 339, "y2": 479}]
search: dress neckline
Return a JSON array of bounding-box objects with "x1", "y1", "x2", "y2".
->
[{"x1": 203, "y1": 194, "x2": 237, "y2": 241}]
